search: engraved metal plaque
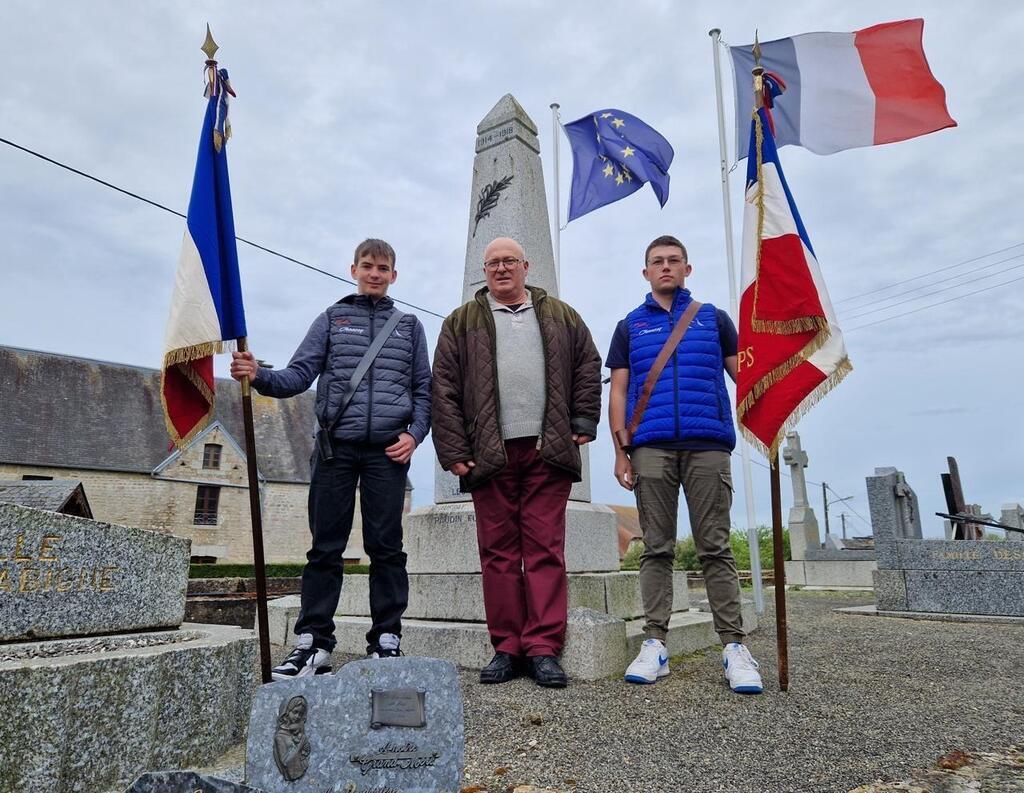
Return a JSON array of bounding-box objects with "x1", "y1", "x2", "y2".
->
[{"x1": 370, "y1": 688, "x2": 426, "y2": 729}]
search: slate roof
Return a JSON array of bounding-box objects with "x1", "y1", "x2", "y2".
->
[
  {"x1": 0, "y1": 346, "x2": 315, "y2": 484},
  {"x1": 0, "y1": 479, "x2": 93, "y2": 518}
]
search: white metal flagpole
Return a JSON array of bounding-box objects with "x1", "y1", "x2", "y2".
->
[
  {"x1": 709, "y1": 27, "x2": 764, "y2": 614},
  {"x1": 550, "y1": 102, "x2": 561, "y2": 291}
]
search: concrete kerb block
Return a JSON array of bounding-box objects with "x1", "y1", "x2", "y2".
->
[
  {"x1": 561, "y1": 608, "x2": 629, "y2": 680},
  {"x1": 264, "y1": 595, "x2": 301, "y2": 646}
]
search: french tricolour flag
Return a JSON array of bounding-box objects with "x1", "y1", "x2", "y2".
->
[
  {"x1": 736, "y1": 106, "x2": 851, "y2": 459},
  {"x1": 161, "y1": 68, "x2": 246, "y2": 448},
  {"x1": 730, "y1": 19, "x2": 956, "y2": 156}
]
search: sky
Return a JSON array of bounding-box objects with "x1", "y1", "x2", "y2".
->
[{"x1": 2, "y1": 1, "x2": 1022, "y2": 540}]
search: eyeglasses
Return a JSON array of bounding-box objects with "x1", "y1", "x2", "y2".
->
[{"x1": 483, "y1": 257, "x2": 522, "y2": 271}]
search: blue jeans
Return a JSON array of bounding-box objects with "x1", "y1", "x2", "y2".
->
[{"x1": 295, "y1": 441, "x2": 409, "y2": 653}]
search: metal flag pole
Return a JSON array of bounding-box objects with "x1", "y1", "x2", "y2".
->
[
  {"x1": 770, "y1": 453, "x2": 789, "y2": 691},
  {"x1": 202, "y1": 26, "x2": 272, "y2": 685},
  {"x1": 550, "y1": 102, "x2": 561, "y2": 290},
  {"x1": 709, "y1": 28, "x2": 764, "y2": 614}
]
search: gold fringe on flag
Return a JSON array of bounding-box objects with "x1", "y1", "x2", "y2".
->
[
  {"x1": 738, "y1": 108, "x2": 854, "y2": 461},
  {"x1": 738, "y1": 356, "x2": 853, "y2": 461},
  {"x1": 159, "y1": 339, "x2": 236, "y2": 449}
]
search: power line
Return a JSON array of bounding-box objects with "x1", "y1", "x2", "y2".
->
[
  {"x1": 834, "y1": 241, "x2": 1024, "y2": 306},
  {"x1": 826, "y1": 484, "x2": 871, "y2": 529},
  {"x1": 837, "y1": 253, "x2": 1024, "y2": 319},
  {"x1": 0, "y1": 135, "x2": 448, "y2": 320},
  {"x1": 838, "y1": 253, "x2": 1024, "y2": 322},
  {"x1": 846, "y1": 271, "x2": 1024, "y2": 332}
]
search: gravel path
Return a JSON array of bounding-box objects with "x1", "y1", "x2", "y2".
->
[
  {"x1": 458, "y1": 590, "x2": 1024, "y2": 793},
  {"x1": 210, "y1": 590, "x2": 1023, "y2": 792}
]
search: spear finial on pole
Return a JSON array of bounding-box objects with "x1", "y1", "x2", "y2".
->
[{"x1": 202, "y1": 24, "x2": 219, "y2": 90}]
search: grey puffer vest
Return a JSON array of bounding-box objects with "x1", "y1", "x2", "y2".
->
[{"x1": 320, "y1": 295, "x2": 423, "y2": 443}]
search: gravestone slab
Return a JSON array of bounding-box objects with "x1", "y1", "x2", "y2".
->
[
  {"x1": 1001, "y1": 502, "x2": 1024, "y2": 542},
  {"x1": 246, "y1": 657, "x2": 463, "y2": 793},
  {"x1": 0, "y1": 502, "x2": 188, "y2": 641},
  {"x1": 126, "y1": 772, "x2": 260, "y2": 792}
]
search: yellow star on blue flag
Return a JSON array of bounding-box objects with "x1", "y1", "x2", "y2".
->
[{"x1": 563, "y1": 108, "x2": 674, "y2": 222}]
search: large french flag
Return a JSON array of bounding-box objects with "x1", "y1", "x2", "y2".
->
[
  {"x1": 730, "y1": 19, "x2": 956, "y2": 156},
  {"x1": 161, "y1": 69, "x2": 246, "y2": 448},
  {"x1": 736, "y1": 106, "x2": 851, "y2": 459}
]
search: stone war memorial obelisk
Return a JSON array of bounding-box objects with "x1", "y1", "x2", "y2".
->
[{"x1": 266, "y1": 95, "x2": 756, "y2": 679}]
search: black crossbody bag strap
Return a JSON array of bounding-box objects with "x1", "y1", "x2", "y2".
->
[{"x1": 326, "y1": 309, "x2": 404, "y2": 432}]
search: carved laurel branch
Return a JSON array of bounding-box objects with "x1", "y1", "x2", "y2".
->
[{"x1": 473, "y1": 174, "x2": 513, "y2": 237}]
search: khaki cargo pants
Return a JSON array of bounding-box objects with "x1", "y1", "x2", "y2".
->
[{"x1": 631, "y1": 447, "x2": 745, "y2": 645}]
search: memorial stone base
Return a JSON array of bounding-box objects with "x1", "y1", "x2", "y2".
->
[{"x1": 268, "y1": 502, "x2": 758, "y2": 681}]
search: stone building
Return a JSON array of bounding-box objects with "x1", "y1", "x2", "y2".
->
[{"x1": 0, "y1": 346, "x2": 410, "y2": 564}]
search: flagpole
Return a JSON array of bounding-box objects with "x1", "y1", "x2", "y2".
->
[
  {"x1": 550, "y1": 102, "x2": 561, "y2": 291},
  {"x1": 237, "y1": 337, "x2": 273, "y2": 684},
  {"x1": 770, "y1": 453, "x2": 789, "y2": 691},
  {"x1": 709, "y1": 27, "x2": 764, "y2": 614},
  {"x1": 751, "y1": 48, "x2": 790, "y2": 691}
]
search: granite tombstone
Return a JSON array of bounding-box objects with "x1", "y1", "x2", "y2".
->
[
  {"x1": 246, "y1": 657, "x2": 463, "y2": 793},
  {"x1": 868, "y1": 467, "x2": 1024, "y2": 617},
  {"x1": 0, "y1": 501, "x2": 189, "y2": 641}
]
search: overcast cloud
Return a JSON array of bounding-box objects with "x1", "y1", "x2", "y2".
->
[{"x1": 2, "y1": 1, "x2": 1022, "y2": 538}]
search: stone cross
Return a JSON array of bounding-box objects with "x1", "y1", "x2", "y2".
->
[
  {"x1": 782, "y1": 431, "x2": 821, "y2": 560},
  {"x1": 782, "y1": 431, "x2": 810, "y2": 507}
]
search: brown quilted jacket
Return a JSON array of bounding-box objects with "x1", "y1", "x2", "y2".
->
[{"x1": 432, "y1": 286, "x2": 602, "y2": 492}]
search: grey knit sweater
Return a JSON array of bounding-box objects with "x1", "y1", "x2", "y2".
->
[{"x1": 488, "y1": 292, "x2": 546, "y2": 441}]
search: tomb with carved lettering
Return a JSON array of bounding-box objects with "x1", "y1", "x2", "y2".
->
[{"x1": 0, "y1": 502, "x2": 256, "y2": 791}]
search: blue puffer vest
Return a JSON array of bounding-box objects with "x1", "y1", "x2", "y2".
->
[{"x1": 625, "y1": 289, "x2": 736, "y2": 449}]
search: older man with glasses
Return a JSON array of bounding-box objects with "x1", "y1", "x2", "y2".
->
[{"x1": 432, "y1": 236, "x2": 602, "y2": 687}]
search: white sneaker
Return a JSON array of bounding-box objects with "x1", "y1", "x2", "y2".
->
[
  {"x1": 369, "y1": 632, "x2": 402, "y2": 659},
  {"x1": 624, "y1": 638, "x2": 670, "y2": 684},
  {"x1": 722, "y1": 642, "x2": 763, "y2": 694},
  {"x1": 271, "y1": 632, "x2": 332, "y2": 681}
]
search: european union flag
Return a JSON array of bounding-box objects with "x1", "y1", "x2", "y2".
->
[{"x1": 564, "y1": 109, "x2": 674, "y2": 222}]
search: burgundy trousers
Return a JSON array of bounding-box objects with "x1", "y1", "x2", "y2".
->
[{"x1": 470, "y1": 437, "x2": 573, "y2": 657}]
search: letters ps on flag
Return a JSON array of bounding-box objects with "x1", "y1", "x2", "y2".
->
[
  {"x1": 161, "y1": 68, "x2": 247, "y2": 448},
  {"x1": 736, "y1": 106, "x2": 851, "y2": 459},
  {"x1": 730, "y1": 19, "x2": 956, "y2": 157},
  {"x1": 564, "y1": 109, "x2": 673, "y2": 222}
]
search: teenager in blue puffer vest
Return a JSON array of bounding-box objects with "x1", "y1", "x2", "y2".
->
[{"x1": 607, "y1": 235, "x2": 763, "y2": 694}]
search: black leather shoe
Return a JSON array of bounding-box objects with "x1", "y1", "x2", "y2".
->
[
  {"x1": 479, "y1": 652, "x2": 521, "y2": 684},
  {"x1": 527, "y1": 655, "x2": 568, "y2": 688}
]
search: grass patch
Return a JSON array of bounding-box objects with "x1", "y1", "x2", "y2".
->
[
  {"x1": 189, "y1": 563, "x2": 369, "y2": 579},
  {"x1": 622, "y1": 526, "x2": 791, "y2": 572}
]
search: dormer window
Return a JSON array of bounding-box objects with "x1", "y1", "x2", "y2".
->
[{"x1": 202, "y1": 443, "x2": 222, "y2": 470}]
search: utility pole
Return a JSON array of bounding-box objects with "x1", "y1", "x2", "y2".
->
[
  {"x1": 822, "y1": 481, "x2": 830, "y2": 536},
  {"x1": 840, "y1": 513, "x2": 847, "y2": 539}
]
